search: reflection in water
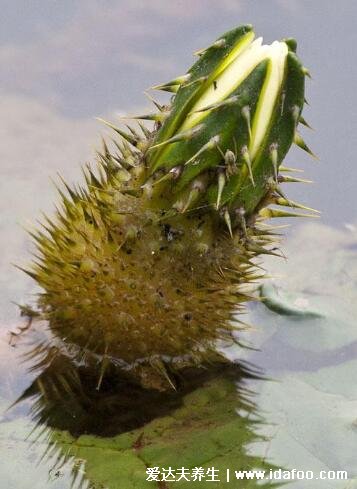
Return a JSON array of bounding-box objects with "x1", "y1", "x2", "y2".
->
[
  {"x1": 11, "y1": 320, "x2": 279, "y2": 488},
  {"x1": 3, "y1": 222, "x2": 357, "y2": 488}
]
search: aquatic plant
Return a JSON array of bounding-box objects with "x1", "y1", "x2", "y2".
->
[{"x1": 20, "y1": 24, "x2": 314, "y2": 391}]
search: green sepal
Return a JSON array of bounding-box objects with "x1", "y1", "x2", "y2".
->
[
  {"x1": 163, "y1": 60, "x2": 268, "y2": 193},
  {"x1": 230, "y1": 51, "x2": 305, "y2": 215},
  {"x1": 148, "y1": 24, "x2": 254, "y2": 172}
]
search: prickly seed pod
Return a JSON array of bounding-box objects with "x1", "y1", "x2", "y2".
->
[{"x1": 20, "y1": 25, "x2": 315, "y2": 392}]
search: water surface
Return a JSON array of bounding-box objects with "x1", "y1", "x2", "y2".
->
[{"x1": 1, "y1": 1, "x2": 357, "y2": 487}]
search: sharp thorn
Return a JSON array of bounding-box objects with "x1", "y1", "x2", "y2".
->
[
  {"x1": 278, "y1": 175, "x2": 313, "y2": 184},
  {"x1": 241, "y1": 145, "x2": 255, "y2": 186},
  {"x1": 150, "y1": 84, "x2": 179, "y2": 93},
  {"x1": 126, "y1": 124, "x2": 141, "y2": 139},
  {"x1": 241, "y1": 106, "x2": 252, "y2": 140},
  {"x1": 137, "y1": 121, "x2": 151, "y2": 138},
  {"x1": 148, "y1": 124, "x2": 204, "y2": 151},
  {"x1": 193, "y1": 38, "x2": 226, "y2": 56},
  {"x1": 181, "y1": 178, "x2": 206, "y2": 213},
  {"x1": 191, "y1": 94, "x2": 239, "y2": 114},
  {"x1": 151, "y1": 358, "x2": 176, "y2": 390},
  {"x1": 274, "y1": 197, "x2": 320, "y2": 213},
  {"x1": 259, "y1": 208, "x2": 319, "y2": 219},
  {"x1": 151, "y1": 73, "x2": 191, "y2": 92},
  {"x1": 245, "y1": 241, "x2": 281, "y2": 257},
  {"x1": 216, "y1": 170, "x2": 226, "y2": 210},
  {"x1": 182, "y1": 75, "x2": 208, "y2": 89},
  {"x1": 273, "y1": 184, "x2": 289, "y2": 201},
  {"x1": 143, "y1": 91, "x2": 165, "y2": 111},
  {"x1": 302, "y1": 66, "x2": 312, "y2": 78},
  {"x1": 299, "y1": 116, "x2": 314, "y2": 130},
  {"x1": 96, "y1": 118, "x2": 139, "y2": 147},
  {"x1": 279, "y1": 166, "x2": 304, "y2": 173},
  {"x1": 294, "y1": 132, "x2": 318, "y2": 159},
  {"x1": 96, "y1": 348, "x2": 109, "y2": 391},
  {"x1": 256, "y1": 222, "x2": 291, "y2": 230},
  {"x1": 223, "y1": 209, "x2": 233, "y2": 238},
  {"x1": 269, "y1": 143, "x2": 279, "y2": 182},
  {"x1": 184, "y1": 135, "x2": 220, "y2": 165},
  {"x1": 121, "y1": 111, "x2": 170, "y2": 123},
  {"x1": 152, "y1": 165, "x2": 183, "y2": 186}
]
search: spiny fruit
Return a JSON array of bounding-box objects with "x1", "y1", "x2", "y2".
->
[{"x1": 21, "y1": 24, "x2": 315, "y2": 391}]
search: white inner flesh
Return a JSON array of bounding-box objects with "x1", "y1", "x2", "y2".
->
[
  {"x1": 180, "y1": 37, "x2": 288, "y2": 159},
  {"x1": 249, "y1": 41, "x2": 288, "y2": 158}
]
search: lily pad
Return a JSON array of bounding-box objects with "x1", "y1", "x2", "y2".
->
[{"x1": 35, "y1": 368, "x2": 277, "y2": 489}]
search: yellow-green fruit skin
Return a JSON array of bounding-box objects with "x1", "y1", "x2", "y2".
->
[{"x1": 32, "y1": 168, "x2": 259, "y2": 390}]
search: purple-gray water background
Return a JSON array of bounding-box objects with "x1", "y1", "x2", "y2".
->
[
  {"x1": 1, "y1": 3, "x2": 357, "y2": 488},
  {"x1": 1, "y1": 0, "x2": 357, "y2": 322}
]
